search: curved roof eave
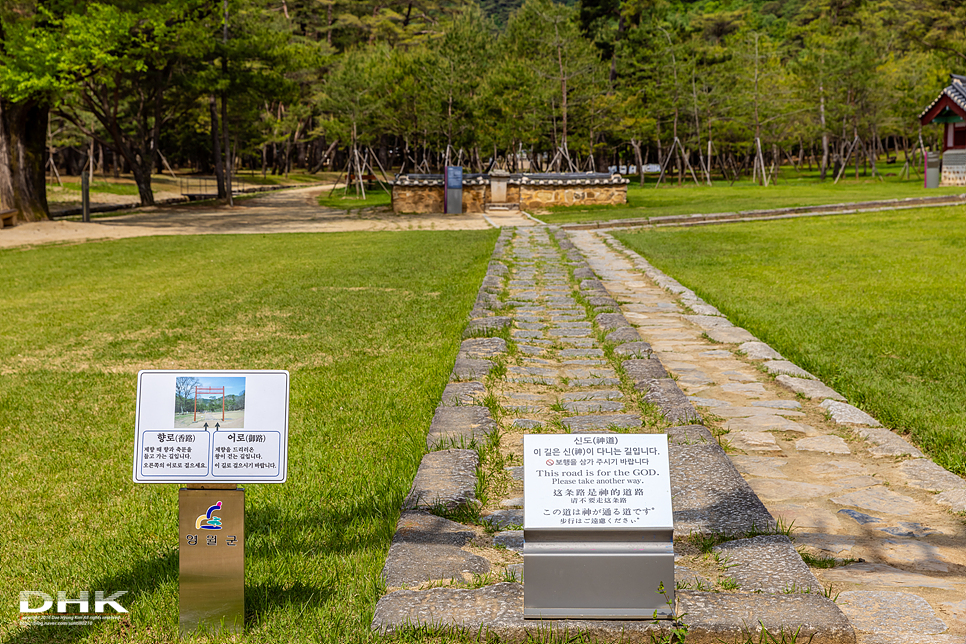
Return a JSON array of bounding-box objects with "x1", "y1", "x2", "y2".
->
[{"x1": 920, "y1": 87, "x2": 966, "y2": 124}]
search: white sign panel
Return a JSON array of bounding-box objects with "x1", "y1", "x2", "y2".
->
[
  {"x1": 133, "y1": 370, "x2": 289, "y2": 483},
  {"x1": 524, "y1": 434, "x2": 672, "y2": 530}
]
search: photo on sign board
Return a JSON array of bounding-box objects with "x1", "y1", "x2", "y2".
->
[{"x1": 174, "y1": 376, "x2": 246, "y2": 429}]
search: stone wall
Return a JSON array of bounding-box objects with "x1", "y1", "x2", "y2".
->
[
  {"x1": 940, "y1": 151, "x2": 966, "y2": 186},
  {"x1": 518, "y1": 184, "x2": 626, "y2": 209},
  {"x1": 391, "y1": 184, "x2": 487, "y2": 214},
  {"x1": 941, "y1": 167, "x2": 966, "y2": 187},
  {"x1": 391, "y1": 174, "x2": 628, "y2": 213},
  {"x1": 463, "y1": 185, "x2": 487, "y2": 213}
]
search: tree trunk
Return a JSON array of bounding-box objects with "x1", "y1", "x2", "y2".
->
[
  {"x1": 0, "y1": 98, "x2": 49, "y2": 222},
  {"x1": 656, "y1": 120, "x2": 663, "y2": 170},
  {"x1": 555, "y1": 22, "x2": 568, "y2": 155},
  {"x1": 630, "y1": 138, "x2": 644, "y2": 186},
  {"x1": 819, "y1": 81, "x2": 829, "y2": 180},
  {"x1": 129, "y1": 157, "x2": 155, "y2": 207},
  {"x1": 222, "y1": 94, "x2": 232, "y2": 205},
  {"x1": 210, "y1": 95, "x2": 227, "y2": 199}
]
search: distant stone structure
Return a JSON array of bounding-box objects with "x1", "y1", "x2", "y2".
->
[
  {"x1": 920, "y1": 73, "x2": 966, "y2": 186},
  {"x1": 391, "y1": 172, "x2": 629, "y2": 214}
]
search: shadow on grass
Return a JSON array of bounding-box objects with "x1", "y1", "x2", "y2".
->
[
  {"x1": 245, "y1": 579, "x2": 336, "y2": 626},
  {"x1": 246, "y1": 480, "x2": 405, "y2": 559}
]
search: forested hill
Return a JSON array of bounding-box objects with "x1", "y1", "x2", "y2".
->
[
  {"x1": 479, "y1": 0, "x2": 527, "y2": 26},
  {"x1": 480, "y1": 0, "x2": 574, "y2": 26},
  {"x1": 0, "y1": 0, "x2": 960, "y2": 220},
  {"x1": 484, "y1": 0, "x2": 813, "y2": 32}
]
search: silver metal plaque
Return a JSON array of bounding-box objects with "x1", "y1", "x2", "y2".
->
[{"x1": 445, "y1": 166, "x2": 463, "y2": 214}]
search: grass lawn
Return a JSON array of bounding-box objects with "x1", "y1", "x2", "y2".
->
[
  {"x1": 47, "y1": 172, "x2": 326, "y2": 205},
  {"x1": 0, "y1": 229, "x2": 497, "y2": 643},
  {"x1": 57, "y1": 181, "x2": 142, "y2": 196},
  {"x1": 317, "y1": 187, "x2": 392, "y2": 210},
  {"x1": 539, "y1": 170, "x2": 964, "y2": 225},
  {"x1": 613, "y1": 206, "x2": 966, "y2": 476}
]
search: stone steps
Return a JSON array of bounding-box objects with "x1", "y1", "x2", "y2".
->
[{"x1": 485, "y1": 203, "x2": 521, "y2": 212}]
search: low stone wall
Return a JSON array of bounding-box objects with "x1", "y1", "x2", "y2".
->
[
  {"x1": 940, "y1": 151, "x2": 966, "y2": 186},
  {"x1": 940, "y1": 168, "x2": 966, "y2": 187},
  {"x1": 940, "y1": 163, "x2": 966, "y2": 186},
  {"x1": 391, "y1": 183, "x2": 487, "y2": 214},
  {"x1": 391, "y1": 173, "x2": 628, "y2": 213},
  {"x1": 519, "y1": 184, "x2": 626, "y2": 209}
]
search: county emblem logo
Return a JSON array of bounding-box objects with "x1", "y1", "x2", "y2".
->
[{"x1": 195, "y1": 502, "x2": 223, "y2": 530}]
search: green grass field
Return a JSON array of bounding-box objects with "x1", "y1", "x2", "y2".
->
[
  {"x1": 0, "y1": 229, "x2": 497, "y2": 643},
  {"x1": 539, "y1": 171, "x2": 964, "y2": 224},
  {"x1": 613, "y1": 206, "x2": 966, "y2": 476},
  {"x1": 317, "y1": 187, "x2": 392, "y2": 210},
  {"x1": 47, "y1": 171, "x2": 327, "y2": 204}
]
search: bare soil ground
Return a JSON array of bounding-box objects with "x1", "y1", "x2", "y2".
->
[{"x1": 1, "y1": 186, "x2": 494, "y2": 249}]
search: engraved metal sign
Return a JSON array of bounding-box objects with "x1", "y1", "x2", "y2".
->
[
  {"x1": 178, "y1": 487, "x2": 244, "y2": 635},
  {"x1": 133, "y1": 370, "x2": 289, "y2": 484},
  {"x1": 523, "y1": 433, "x2": 674, "y2": 619}
]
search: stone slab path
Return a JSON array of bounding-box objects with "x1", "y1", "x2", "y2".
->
[
  {"x1": 373, "y1": 225, "x2": 966, "y2": 644},
  {"x1": 569, "y1": 229, "x2": 966, "y2": 644}
]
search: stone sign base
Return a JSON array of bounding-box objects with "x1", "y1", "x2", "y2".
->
[{"x1": 372, "y1": 584, "x2": 854, "y2": 644}]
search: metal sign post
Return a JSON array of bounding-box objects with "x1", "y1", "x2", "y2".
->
[
  {"x1": 133, "y1": 370, "x2": 289, "y2": 637},
  {"x1": 523, "y1": 433, "x2": 674, "y2": 619},
  {"x1": 444, "y1": 165, "x2": 462, "y2": 214},
  {"x1": 81, "y1": 174, "x2": 90, "y2": 223},
  {"x1": 178, "y1": 485, "x2": 245, "y2": 635}
]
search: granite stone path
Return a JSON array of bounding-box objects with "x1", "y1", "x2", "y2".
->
[
  {"x1": 568, "y1": 230, "x2": 966, "y2": 644},
  {"x1": 373, "y1": 225, "x2": 966, "y2": 644}
]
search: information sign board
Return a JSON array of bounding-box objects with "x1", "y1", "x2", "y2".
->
[
  {"x1": 524, "y1": 433, "x2": 673, "y2": 530},
  {"x1": 444, "y1": 165, "x2": 463, "y2": 214},
  {"x1": 523, "y1": 433, "x2": 674, "y2": 619},
  {"x1": 133, "y1": 370, "x2": 289, "y2": 483}
]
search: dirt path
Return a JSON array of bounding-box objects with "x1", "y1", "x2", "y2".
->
[{"x1": 0, "y1": 186, "x2": 495, "y2": 249}]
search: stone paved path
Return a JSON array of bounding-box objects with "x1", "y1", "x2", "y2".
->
[
  {"x1": 375, "y1": 225, "x2": 966, "y2": 644},
  {"x1": 567, "y1": 229, "x2": 966, "y2": 644}
]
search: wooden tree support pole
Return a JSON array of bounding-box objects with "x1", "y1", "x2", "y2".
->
[
  {"x1": 366, "y1": 147, "x2": 394, "y2": 194},
  {"x1": 833, "y1": 136, "x2": 860, "y2": 184},
  {"x1": 327, "y1": 156, "x2": 350, "y2": 198},
  {"x1": 158, "y1": 149, "x2": 179, "y2": 182}
]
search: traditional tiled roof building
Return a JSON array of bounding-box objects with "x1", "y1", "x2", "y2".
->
[{"x1": 920, "y1": 74, "x2": 966, "y2": 186}]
